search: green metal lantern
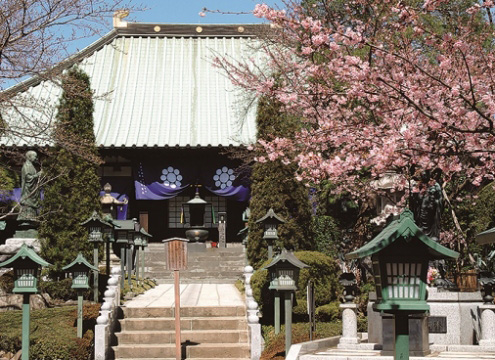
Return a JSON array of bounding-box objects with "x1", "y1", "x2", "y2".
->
[
  {"x1": 80, "y1": 211, "x2": 113, "y2": 243},
  {"x1": 62, "y1": 253, "x2": 98, "y2": 290},
  {"x1": 0, "y1": 244, "x2": 51, "y2": 293},
  {"x1": 264, "y1": 248, "x2": 308, "y2": 355},
  {"x1": 255, "y1": 208, "x2": 286, "y2": 259},
  {"x1": 265, "y1": 248, "x2": 308, "y2": 291},
  {"x1": 346, "y1": 210, "x2": 458, "y2": 312},
  {"x1": 0, "y1": 244, "x2": 51, "y2": 360}
]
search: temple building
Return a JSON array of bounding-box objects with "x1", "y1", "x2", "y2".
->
[{"x1": 0, "y1": 17, "x2": 264, "y2": 243}]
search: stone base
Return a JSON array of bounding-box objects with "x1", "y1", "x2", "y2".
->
[
  {"x1": 381, "y1": 313, "x2": 430, "y2": 357},
  {"x1": 188, "y1": 242, "x2": 207, "y2": 253},
  {"x1": 338, "y1": 342, "x2": 381, "y2": 350},
  {"x1": 0, "y1": 238, "x2": 40, "y2": 261}
]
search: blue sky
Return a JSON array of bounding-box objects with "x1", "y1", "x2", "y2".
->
[
  {"x1": 66, "y1": 0, "x2": 282, "y2": 58},
  {"x1": 4, "y1": 1, "x2": 282, "y2": 88},
  {"x1": 130, "y1": 0, "x2": 282, "y2": 24}
]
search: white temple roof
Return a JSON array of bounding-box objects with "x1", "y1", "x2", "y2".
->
[{"x1": 1, "y1": 24, "x2": 263, "y2": 148}]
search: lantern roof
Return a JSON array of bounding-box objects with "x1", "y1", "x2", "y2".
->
[
  {"x1": 346, "y1": 209, "x2": 459, "y2": 260},
  {"x1": 62, "y1": 253, "x2": 98, "y2": 272},
  {"x1": 0, "y1": 243, "x2": 51, "y2": 268},
  {"x1": 187, "y1": 188, "x2": 208, "y2": 205},
  {"x1": 80, "y1": 211, "x2": 113, "y2": 228},
  {"x1": 162, "y1": 237, "x2": 189, "y2": 244},
  {"x1": 264, "y1": 248, "x2": 309, "y2": 270},
  {"x1": 139, "y1": 227, "x2": 153, "y2": 238},
  {"x1": 255, "y1": 208, "x2": 286, "y2": 225},
  {"x1": 476, "y1": 227, "x2": 495, "y2": 245},
  {"x1": 112, "y1": 219, "x2": 136, "y2": 231}
]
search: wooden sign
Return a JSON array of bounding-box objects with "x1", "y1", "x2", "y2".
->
[{"x1": 163, "y1": 237, "x2": 189, "y2": 270}]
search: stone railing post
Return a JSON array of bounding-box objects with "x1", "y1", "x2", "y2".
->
[
  {"x1": 94, "y1": 266, "x2": 122, "y2": 360},
  {"x1": 480, "y1": 304, "x2": 495, "y2": 347},
  {"x1": 338, "y1": 303, "x2": 360, "y2": 348},
  {"x1": 244, "y1": 265, "x2": 262, "y2": 360}
]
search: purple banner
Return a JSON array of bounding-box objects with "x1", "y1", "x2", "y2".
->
[{"x1": 135, "y1": 160, "x2": 249, "y2": 202}]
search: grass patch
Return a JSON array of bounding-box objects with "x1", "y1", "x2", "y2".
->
[
  {"x1": 0, "y1": 304, "x2": 99, "y2": 360},
  {"x1": 261, "y1": 321, "x2": 341, "y2": 360},
  {"x1": 121, "y1": 276, "x2": 157, "y2": 300}
]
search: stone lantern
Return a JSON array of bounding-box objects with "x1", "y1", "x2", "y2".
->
[
  {"x1": 255, "y1": 208, "x2": 286, "y2": 259},
  {"x1": 0, "y1": 244, "x2": 51, "y2": 360},
  {"x1": 113, "y1": 219, "x2": 137, "y2": 289},
  {"x1": 264, "y1": 248, "x2": 308, "y2": 355},
  {"x1": 81, "y1": 211, "x2": 113, "y2": 302},
  {"x1": 184, "y1": 187, "x2": 209, "y2": 242},
  {"x1": 134, "y1": 226, "x2": 152, "y2": 284},
  {"x1": 346, "y1": 209, "x2": 458, "y2": 360},
  {"x1": 62, "y1": 253, "x2": 98, "y2": 338}
]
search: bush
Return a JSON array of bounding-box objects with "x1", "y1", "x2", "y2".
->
[
  {"x1": 315, "y1": 301, "x2": 341, "y2": 322},
  {"x1": 39, "y1": 278, "x2": 74, "y2": 301},
  {"x1": 250, "y1": 250, "x2": 341, "y2": 324},
  {"x1": 0, "y1": 306, "x2": 95, "y2": 360}
]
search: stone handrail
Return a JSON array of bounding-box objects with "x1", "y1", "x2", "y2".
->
[
  {"x1": 94, "y1": 266, "x2": 122, "y2": 360},
  {"x1": 244, "y1": 265, "x2": 262, "y2": 360}
]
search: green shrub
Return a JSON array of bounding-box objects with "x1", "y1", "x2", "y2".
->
[
  {"x1": 39, "y1": 278, "x2": 75, "y2": 301},
  {"x1": 0, "y1": 306, "x2": 95, "y2": 360},
  {"x1": 250, "y1": 250, "x2": 341, "y2": 324},
  {"x1": 315, "y1": 301, "x2": 341, "y2": 322}
]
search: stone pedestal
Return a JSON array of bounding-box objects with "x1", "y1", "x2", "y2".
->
[
  {"x1": 480, "y1": 304, "x2": 495, "y2": 347},
  {"x1": 428, "y1": 287, "x2": 483, "y2": 345},
  {"x1": 338, "y1": 303, "x2": 360, "y2": 348},
  {"x1": 381, "y1": 313, "x2": 430, "y2": 356}
]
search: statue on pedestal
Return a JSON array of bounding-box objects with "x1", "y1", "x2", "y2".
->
[
  {"x1": 411, "y1": 171, "x2": 443, "y2": 242},
  {"x1": 17, "y1": 151, "x2": 42, "y2": 222},
  {"x1": 100, "y1": 183, "x2": 127, "y2": 220}
]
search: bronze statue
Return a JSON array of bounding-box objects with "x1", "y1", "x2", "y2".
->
[
  {"x1": 100, "y1": 183, "x2": 127, "y2": 219},
  {"x1": 18, "y1": 151, "x2": 42, "y2": 221},
  {"x1": 411, "y1": 171, "x2": 443, "y2": 241}
]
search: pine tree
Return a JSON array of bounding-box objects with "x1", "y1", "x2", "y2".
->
[
  {"x1": 247, "y1": 97, "x2": 314, "y2": 269},
  {"x1": 39, "y1": 67, "x2": 101, "y2": 277}
]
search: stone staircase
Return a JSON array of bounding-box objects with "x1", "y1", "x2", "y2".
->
[
  {"x1": 144, "y1": 243, "x2": 246, "y2": 284},
  {"x1": 112, "y1": 243, "x2": 251, "y2": 360},
  {"x1": 113, "y1": 305, "x2": 250, "y2": 360}
]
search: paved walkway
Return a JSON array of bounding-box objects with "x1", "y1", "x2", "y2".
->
[
  {"x1": 124, "y1": 283, "x2": 245, "y2": 308},
  {"x1": 301, "y1": 348, "x2": 495, "y2": 359}
]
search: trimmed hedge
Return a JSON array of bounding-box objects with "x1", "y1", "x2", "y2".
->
[{"x1": 250, "y1": 250, "x2": 341, "y2": 324}]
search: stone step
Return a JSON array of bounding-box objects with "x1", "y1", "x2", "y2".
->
[
  {"x1": 146, "y1": 258, "x2": 245, "y2": 265},
  {"x1": 116, "y1": 358, "x2": 246, "y2": 360},
  {"x1": 147, "y1": 270, "x2": 243, "y2": 276},
  {"x1": 121, "y1": 316, "x2": 247, "y2": 331},
  {"x1": 123, "y1": 306, "x2": 246, "y2": 318},
  {"x1": 113, "y1": 343, "x2": 250, "y2": 359},
  {"x1": 155, "y1": 278, "x2": 240, "y2": 284},
  {"x1": 116, "y1": 329, "x2": 249, "y2": 344}
]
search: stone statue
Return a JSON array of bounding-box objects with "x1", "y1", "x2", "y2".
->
[
  {"x1": 17, "y1": 150, "x2": 42, "y2": 222},
  {"x1": 100, "y1": 183, "x2": 127, "y2": 219},
  {"x1": 411, "y1": 171, "x2": 443, "y2": 241}
]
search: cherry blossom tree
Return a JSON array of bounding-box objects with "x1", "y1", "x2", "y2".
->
[{"x1": 218, "y1": 0, "x2": 495, "y2": 250}]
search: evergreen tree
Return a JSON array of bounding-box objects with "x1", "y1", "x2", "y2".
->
[
  {"x1": 39, "y1": 67, "x2": 101, "y2": 277},
  {"x1": 247, "y1": 97, "x2": 314, "y2": 269}
]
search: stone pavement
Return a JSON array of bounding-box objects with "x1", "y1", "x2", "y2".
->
[
  {"x1": 124, "y1": 283, "x2": 245, "y2": 308},
  {"x1": 300, "y1": 348, "x2": 495, "y2": 360}
]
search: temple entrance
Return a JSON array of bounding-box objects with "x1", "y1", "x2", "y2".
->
[{"x1": 135, "y1": 190, "x2": 247, "y2": 243}]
